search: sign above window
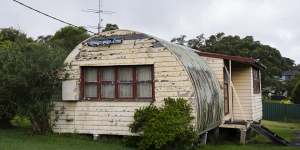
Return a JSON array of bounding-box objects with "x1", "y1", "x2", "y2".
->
[{"x1": 83, "y1": 37, "x2": 123, "y2": 47}]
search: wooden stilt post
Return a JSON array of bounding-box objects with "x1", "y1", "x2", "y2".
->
[
  {"x1": 240, "y1": 129, "x2": 247, "y2": 144},
  {"x1": 200, "y1": 132, "x2": 208, "y2": 145},
  {"x1": 93, "y1": 134, "x2": 99, "y2": 141}
]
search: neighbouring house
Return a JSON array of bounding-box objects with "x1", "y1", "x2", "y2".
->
[
  {"x1": 281, "y1": 68, "x2": 299, "y2": 81},
  {"x1": 272, "y1": 68, "x2": 299, "y2": 97},
  {"x1": 51, "y1": 30, "x2": 264, "y2": 144}
]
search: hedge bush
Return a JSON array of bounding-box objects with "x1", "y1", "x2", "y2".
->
[{"x1": 129, "y1": 97, "x2": 198, "y2": 150}]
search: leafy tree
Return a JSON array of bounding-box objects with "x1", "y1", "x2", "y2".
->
[
  {"x1": 0, "y1": 42, "x2": 66, "y2": 133},
  {"x1": 286, "y1": 72, "x2": 300, "y2": 96},
  {"x1": 187, "y1": 34, "x2": 205, "y2": 49},
  {"x1": 102, "y1": 23, "x2": 119, "y2": 32},
  {"x1": 202, "y1": 33, "x2": 294, "y2": 94},
  {"x1": 292, "y1": 80, "x2": 300, "y2": 104},
  {"x1": 171, "y1": 33, "x2": 295, "y2": 95},
  {"x1": 0, "y1": 28, "x2": 32, "y2": 49},
  {"x1": 50, "y1": 26, "x2": 90, "y2": 53},
  {"x1": 0, "y1": 27, "x2": 32, "y2": 43},
  {"x1": 0, "y1": 28, "x2": 32, "y2": 128},
  {"x1": 0, "y1": 28, "x2": 67, "y2": 132},
  {"x1": 170, "y1": 35, "x2": 187, "y2": 46},
  {"x1": 36, "y1": 35, "x2": 53, "y2": 44}
]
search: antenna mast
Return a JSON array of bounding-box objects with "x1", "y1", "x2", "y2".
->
[
  {"x1": 98, "y1": 0, "x2": 101, "y2": 33},
  {"x1": 83, "y1": 0, "x2": 115, "y2": 34}
]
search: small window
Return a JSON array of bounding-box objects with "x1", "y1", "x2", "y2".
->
[
  {"x1": 81, "y1": 65, "x2": 154, "y2": 101},
  {"x1": 253, "y1": 68, "x2": 260, "y2": 94}
]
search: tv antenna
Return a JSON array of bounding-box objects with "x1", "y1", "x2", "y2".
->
[{"x1": 83, "y1": 0, "x2": 115, "y2": 34}]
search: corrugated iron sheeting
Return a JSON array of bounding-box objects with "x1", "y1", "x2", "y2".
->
[{"x1": 155, "y1": 38, "x2": 224, "y2": 134}]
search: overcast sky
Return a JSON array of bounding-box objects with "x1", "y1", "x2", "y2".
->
[{"x1": 1, "y1": 0, "x2": 300, "y2": 63}]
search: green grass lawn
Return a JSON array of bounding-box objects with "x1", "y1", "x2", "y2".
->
[
  {"x1": 201, "y1": 120, "x2": 300, "y2": 150},
  {"x1": 0, "y1": 128, "x2": 133, "y2": 150},
  {"x1": 0, "y1": 120, "x2": 299, "y2": 150}
]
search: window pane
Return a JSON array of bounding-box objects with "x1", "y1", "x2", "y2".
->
[
  {"x1": 101, "y1": 84, "x2": 115, "y2": 98},
  {"x1": 119, "y1": 67, "x2": 133, "y2": 81},
  {"x1": 137, "y1": 83, "x2": 152, "y2": 98},
  {"x1": 253, "y1": 69, "x2": 259, "y2": 80},
  {"x1": 253, "y1": 68, "x2": 260, "y2": 93},
  {"x1": 119, "y1": 83, "x2": 133, "y2": 97},
  {"x1": 85, "y1": 84, "x2": 97, "y2": 97},
  {"x1": 102, "y1": 67, "x2": 115, "y2": 81},
  {"x1": 85, "y1": 68, "x2": 97, "y2": 82},
  {"x1": 137, "y1": 66, "x2": 152, "y2": 81}
]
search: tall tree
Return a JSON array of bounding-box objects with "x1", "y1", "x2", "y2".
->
[
  {"x1": 0, "y1": 28, "x2": 32, "y2": 128},
  {"x1": 102, "y1": 23, "x2": 119, "y2": 32},
  {"x1": 50, "y1": 26, "x2": 90, "y2": 53},
  {"x1": 187, "y1": 34, "x2": 205, "y2": 49},
  {"x1": 36, "y1": 35, "x2": 53, "y2": 44},
  {"x1": 0, "y1": 28, "x2": 67, "y2": 132},
  {"x1": 171, "y1": 35, "x2": 187, "y2": 46},
  {"x1": 171, "y1": 33, "x2": 295, "y2": 95}
]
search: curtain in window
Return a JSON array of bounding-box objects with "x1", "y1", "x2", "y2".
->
[
  {"x1": 102, "y1": 68, "x2": 115, "y2": 81},
  {"x1": 119, "y1": 67, "x2": 133, "y2": 81},
  {"x1": 101, "y1": 68, "x2": 115, "y2": 98},
  {"x1": 84, "y1": 68, "x2": 97, "y2": 98},
  {"x1": 137, "y1": 83, "x2": 152, "y2": 97},
  {"x1": 102, "y1": 84, "x2": 115, "y2": 98},
  {"x1": 137, "y1": 66, "x2": 152, "y2": 98},
  {"x1": 85, "y1": 68, "x2": 97, "y2": 82},
  {"x1": 85, "y1": 84, "x2": 97, "y2": 97},
  {"x1": 137, "y1": 66, "x2": 151, "y2": 81},
  {"x1": 119, "y1": 67, "x2": 133, "y2": 98}
]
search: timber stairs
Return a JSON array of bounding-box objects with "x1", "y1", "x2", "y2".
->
[{"x1": 250, "y1": 123, "x2": 290, "y2": 146}]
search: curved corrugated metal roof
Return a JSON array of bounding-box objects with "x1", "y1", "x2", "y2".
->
[{"x1": 155, "y1": 38, "x2": 224, "y2": 133}]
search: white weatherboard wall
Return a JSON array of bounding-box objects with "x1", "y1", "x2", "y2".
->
[
  {"x1": 200, "y1": 56, "x2": 224, "y2": 86},
  {"x1": 201, "y1": 56, "x2": 262, "y2": 122},
  {"x1": 231, "y1": 66, "x2": 252, "y2": 121},
  {"x1": 51, "y1": 30, "x2": 195, "y2": 135},
  {"x1": 231, "y1": 66, "x2": 262, "y2": 121}
]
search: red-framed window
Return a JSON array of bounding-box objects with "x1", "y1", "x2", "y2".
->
[
  {"x1": 253, "y1": 67, "x2": 260, "y2": 94},
  {"x1": 80, "y1": 65, "x2": 154, "y2": 101}
]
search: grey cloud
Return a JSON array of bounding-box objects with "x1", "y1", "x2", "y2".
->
[{"x1": 1, "y1": 0, "x2": 300, "y2": 63}]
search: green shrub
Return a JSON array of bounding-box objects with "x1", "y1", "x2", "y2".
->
[
  {"x1": 10, "y1": 115, "x2": 31, "y2": 127},
  {"x1": 292, "y1": 81, "x2": 300, "y2": 104},
  {"x1": 130, "y1": 105, "x2": 159, "y2": 133},
  {"x1": 129, "y1": 97, "x2": 198, "y2": 150}
]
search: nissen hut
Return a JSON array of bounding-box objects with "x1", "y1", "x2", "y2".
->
[
  {"x1": 52, "y1": 30, "x2": 264, "y2": 143},
  {"x1": 52, "y1": 30, "x2": 223, "y2": 135}
]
